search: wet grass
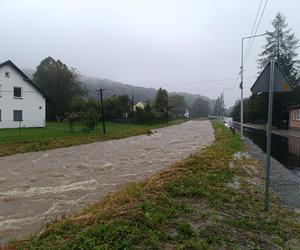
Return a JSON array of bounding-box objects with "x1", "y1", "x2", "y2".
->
[
  {"x1": 0, "y1": 120, "x2": 185, "y2": 157},
  {"x1": 10, "y1": 122, "x2": 300, "y2": 249}
]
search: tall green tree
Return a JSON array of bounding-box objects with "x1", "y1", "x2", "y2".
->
[
  {"x1": 230, "y1": 98, "x2": 251, "y2": 123},
  {"x1": 258, "y1": 12, "x2": 299, "y2": 82},
  {"x1": 154, "y1": 88, "x2": 168, "y2": 113},
  {"x1": 246, "y1": 13, "x2": 300, "y2": 126},
  {"x1": 168, "y1": 95, "x2": 186, "y2": 117},
  {"x1": 104, "y1": 95, "x2": 131, "y2": 120},
  {"x1": 33, "y1": 57, "x2": 86, "y2": 120},
  {"x1": 191, "y1": 98, "x2": 209, "y2": 118}
]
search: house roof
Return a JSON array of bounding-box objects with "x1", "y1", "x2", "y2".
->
[
  {"x1": 0, "y1": 60, "x2": 46, "y2": 98},
  {"x1": 288, "y1": 105, "x2": 300, "y2": 110},
  {"x1": 134, "y1": 101, "x2": 146, "y2": 106}
]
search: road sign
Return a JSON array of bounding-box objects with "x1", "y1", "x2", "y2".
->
[
  {"x1": 250, "y1": 60, "x2": 292, "y2": 211},
  {"x1": 251, "y1": 61, "x2": 293, "y2": 93}
]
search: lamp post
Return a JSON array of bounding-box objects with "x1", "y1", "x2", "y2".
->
[{"x1": 240, "y1": 33, "x2": 267, "y2": 140}]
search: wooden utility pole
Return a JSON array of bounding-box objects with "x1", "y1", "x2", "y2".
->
[
  {"x1": 166, "y1": 99, "x2": 169, "y2": 125},
  {"x1": 96, "y1": 88, "x2": 106, "y2": 134}
]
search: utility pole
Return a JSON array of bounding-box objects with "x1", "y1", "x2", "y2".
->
[
  {"x1": 216, "y1": 97, "x2": 219, "y2": 118},
  {"x1": 221, "y1": 92, "x2": 224, "y2": 120},
  {"x1": 264, "y1": 59, "x2": 275, "y2": 211},
  {"x1": 240, "y1": 33, "x2": 267, "y2": 140},
  {"x1": 131, "y1": 95, "x2": 134, "y2": 118},
  {"x1": 240, "y1": 38, "x2": 244, "y2": 139},
  {"x1": 222, "y1": 87, "x2": 235, "y2": 121},
  {"x1": 96, "y1": 88, "x2": 106, "y2": 134},
  {"x1": 166, "y1": 99, "x2": 169, "y2": 125}
]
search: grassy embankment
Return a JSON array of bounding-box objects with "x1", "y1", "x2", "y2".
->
[
  {"x1": 12, "y1": 122, "x2": 300, "y2": 249},
  {"x1": 0, "y1": 120, "x2": 184, "y2": 157}
]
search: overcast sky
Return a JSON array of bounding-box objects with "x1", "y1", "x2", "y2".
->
[{"x1": 1, "y1": 0, "x2": 299, "y2": 107}]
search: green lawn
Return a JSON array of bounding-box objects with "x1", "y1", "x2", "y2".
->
[{"x1": 0, "y1": 120, "x2": 185, "y2": 157}]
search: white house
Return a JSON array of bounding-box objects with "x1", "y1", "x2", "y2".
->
[
  {"x1": 0, "y1": 60, "x2": 46, "y2": 129},
  {"x1": 133, "y1": 101, "x2": 146, "y2": 111}
]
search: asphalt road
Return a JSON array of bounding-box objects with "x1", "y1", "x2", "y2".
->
[{"x1": 0, "y1": 120, "x2": 214, "y2": 245}]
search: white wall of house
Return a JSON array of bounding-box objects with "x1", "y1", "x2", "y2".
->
[{"x1": 0, "y1": 64, "x2": 46, "y2": 128}]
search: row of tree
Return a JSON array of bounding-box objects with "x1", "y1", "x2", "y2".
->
[
  {"x1": 32, "y1": 57, "x2": 210, "y2": 128},
  {"x1": 230, "y1": 13, "x2": 300, "y2": 128}
]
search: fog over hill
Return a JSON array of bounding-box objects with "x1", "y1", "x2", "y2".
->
[{"x1": 23, "y1": 68, "x2": 216, "y2": 111}]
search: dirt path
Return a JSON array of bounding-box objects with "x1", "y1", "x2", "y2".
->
[{"x1": 0, "y1": 120, "x2": 214, "y2": 245}]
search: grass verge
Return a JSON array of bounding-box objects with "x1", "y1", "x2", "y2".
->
[
  {"x1": 10, "y1": 122, "x2": 300, "y2": 249},
  {"x1": 0, "y1": 120, "x2": 184, "y2": 157}
]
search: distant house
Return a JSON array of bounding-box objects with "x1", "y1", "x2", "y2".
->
[
  {"x1": 133, "y1": 101, "x2": 146, "y2": 111},
  {"x1": 289, "y1": 105, "x2": 300, "y2": 130},
  {"x1": 0, "y1": 60, "x2": 46, "y2": 128},
  {"x1": 184, "y1": 108, "x2": 190, "y2": 118}
]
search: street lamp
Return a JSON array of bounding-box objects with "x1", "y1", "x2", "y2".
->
[{"x1": 240, "y1": 33, "x2": 267, "y2": 140}]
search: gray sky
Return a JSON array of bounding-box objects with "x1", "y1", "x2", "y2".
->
[{"x1": 1, "y1": 0, "x2": 299, "y2": 107}]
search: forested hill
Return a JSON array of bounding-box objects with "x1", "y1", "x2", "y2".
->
[
  {"x1": 82, "y1": 75, "x2": 213, "y2": 108},
  {"x1": 23, "y1": 69, "x2": 215, "y2": 110}
]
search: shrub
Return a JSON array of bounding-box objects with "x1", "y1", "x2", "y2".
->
[{"x1": 82, "y1": 108, "x2": 99, "y2": 130}]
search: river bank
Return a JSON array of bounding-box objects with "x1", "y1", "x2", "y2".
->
[
  {"x1": 9, "y1": 122, "x2": 300, "y2": 249},
  {"x1": 0, "y1": 121, "x2": 214, "y2": 246}
]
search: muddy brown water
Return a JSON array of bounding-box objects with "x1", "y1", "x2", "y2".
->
[{"x1": 0, "y1": 120, "x2": 214, "y2": 245}]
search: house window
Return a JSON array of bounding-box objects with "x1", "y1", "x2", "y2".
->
[
  {"x1": 5, "y1": 72, "x2": 10, "y2": 77},
  {"x1": 294, "y1": 109, "x2": 300, "y2": 121},
  {"x1": 13, "y1": 87, "x2": 22, "y2": 98},
  {"x1": 292, "y1": 110, "x2": 296, "y2": 120},
  {"x1": 13, "y1": 110, "x2": 23, "y2": 121}
]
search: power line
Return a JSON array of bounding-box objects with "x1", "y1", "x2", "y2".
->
[
  {"x1": 84, "y1": 76, "x2": 255, "y2": 89},
  {"x1": 245, "y1": 0, "x2": 269, "y2": 63},
  {"x1": 131, "y1": 76, "x2": 256, "y2": 87},
  {"x1": 244, "y1": 0, "x2": 264, "y2": 57}
]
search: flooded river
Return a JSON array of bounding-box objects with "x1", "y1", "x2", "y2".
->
[{"x1": 0, "y1": 120, "x2": 214, "y2": 245}]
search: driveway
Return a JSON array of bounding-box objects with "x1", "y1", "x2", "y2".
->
[{"x1": 0, "y1": 120, "x2": 214, "y2": 244}]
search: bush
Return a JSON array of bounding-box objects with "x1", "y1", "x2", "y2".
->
[{"x1": 82, "y1": 108, "x2": 99, "y2": 130}]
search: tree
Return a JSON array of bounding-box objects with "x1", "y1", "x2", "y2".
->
[
  {"x1": 212, "y1": 96, "x2": 224, "y2": 116},
  {"x1": 191, "y1": 98, "x2": 209, "y2": 118},
  {"x1": 154, "y1": 88, "x2": 169, "y2": 121},
  {"x1": 117, "y1": 95, "x2": 131, "y2": 119},
  {"x1": 230, "y1": 100, "x2": 240, "y2": 122},
  {"x1": 258, "y1": 13, "x2": 299, "y2": 83},
  {"x1": 168, "y1": 95, "x2": 186, "y2": 117},
  {"x1": 82, "y1": 108, "x2": 99, "y2": 130},
  {"x1": 154, "y1": 88, "x2": 168, "y2": 113},
  {"x1": 245, "y1": 13, "x2": 300, "y2": 126},
  {"x1": 134, "y1": 103, "x2": 154, "y2": 124},
  {"x1": 104, "y1": 95, "x2": 131, "y2": 121},
  {"x1": 230, "y1": 98, "x2": 250, "y2": 123},
  {"x1": 33, "y1": 57, "x2": 86, "y2": 120}
]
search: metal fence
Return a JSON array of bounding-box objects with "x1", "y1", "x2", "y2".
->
[{"x1": 0, "y1": 118, "x2": 172, "y2": 143}]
